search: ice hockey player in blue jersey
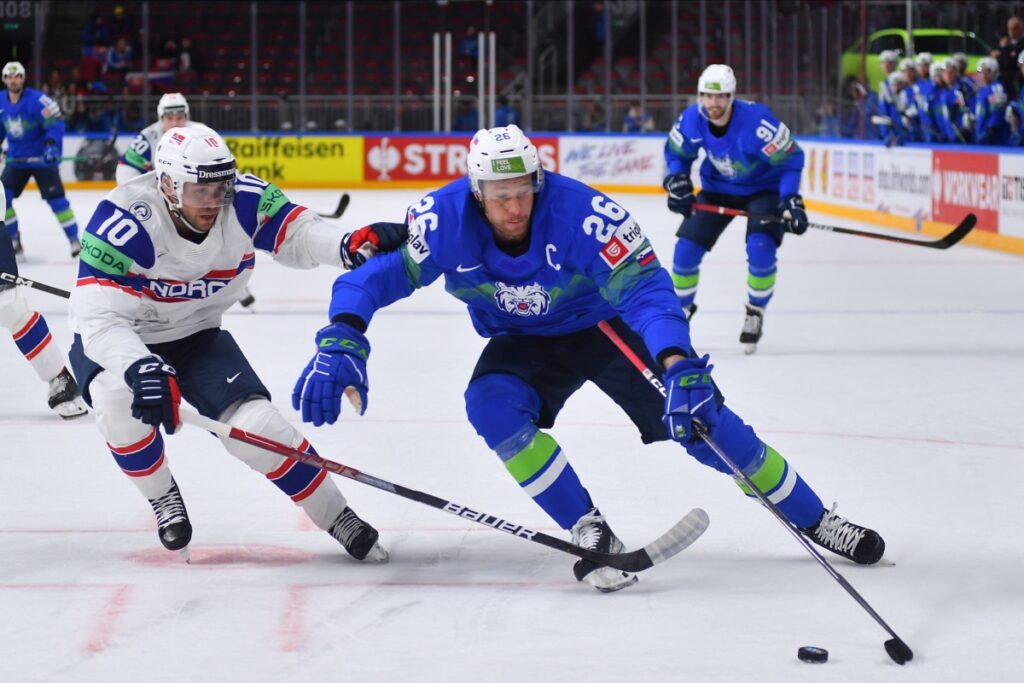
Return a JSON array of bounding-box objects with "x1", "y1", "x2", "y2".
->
[
  {"x1": 973, "y1": 57, "x2": 1011, "y2": 145},
  {"x1": 293, "y1": 124, "x2": 886, "y2": 593},
  {"x1": 0, "y1": 61, "x2": 80, "y2": 260},
  {"x1": 663, "y1": 64, "x2": 807, "y2": 354}
]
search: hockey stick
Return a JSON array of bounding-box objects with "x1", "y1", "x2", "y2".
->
[
  {"x1": 318, "y1": 193, "x2": 350, "y2": 219},
  {"x1": 179, "y1": 407, "x2": 709, "y2": 573},
  {"x1": 0, "y1": 271, "x2": 72, "y2": 299},
  {"x1": 693, "y1": 203, "x2": 977, "y2": 250},
  {"x1": 597, "y1": 320, "x2": 913, "y2": 665},
  {"x1": 5, "y1": 130, "x2": 120, "y2": 166}
]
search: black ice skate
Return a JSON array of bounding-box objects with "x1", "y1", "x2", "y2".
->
[
  {"x1": 684, "y1": 303, "x2": 698, "y2": 321},
  {"x1": 739, "y1": 304, "x2": 765, "y2": 354},
  {"x1": 800, "y1": 504, "x2": 885, "y2": 565},
  {"x1": 148, "y1": 479, "x2": 192, "y2": 562},
  {"x1": 571, "y1": 508, "x2": 638, "y2": 593},
  {"x1": 330, "y1": 507, "x2": 389, "y2": 562},
  {"x1": 47, "y1": 368, "x2": 88, "y2": 420}
]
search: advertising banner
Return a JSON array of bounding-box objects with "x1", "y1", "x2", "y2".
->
[
  {"x1": 931, "y1": 150, "x2": 999, "y2": 232},
  {"x1": 225, "y1": 136, "x2": 364, "y2": 185},
  {"x1": 998, "y1": 154, "x2": 1024, "y2": 239},
  {"x1": 363, "y1": 135, "x2": 558, "y2": 182},
  {"x1": 557, "y1": 136, "x2": 664, "y2": 186}
]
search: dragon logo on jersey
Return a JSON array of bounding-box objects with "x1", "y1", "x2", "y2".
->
[
  {"x1": 708, "y1": 152, "x2": 738, "y2": 178},
  {"x1": 495, "y1": 282, "x2": 550, "y2": 317},
  {"x1": 6, "y1": 117, "x2": 24, "y2": 138}
]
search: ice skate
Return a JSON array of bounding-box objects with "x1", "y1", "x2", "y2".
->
[
  {"x1": 330, "y1": 507, "x2": 389, "y2": 562},
  {"x1": 800, "y1": 503, "x2": 885, "y2": 565},
  {"x1": 148, "y1": 479, "x2": 193, "y2": 562},
  {"x1": 47, "y1": 368, "x2": 88, "y2": 420},
  {"x1": 684, "y1": 303, "x2": 698, "y2": 321},
  {"x1": 739, "y1": 304, "x2": 765, "y2": 354},
  {"x1": 238, "y1": 287, "x2": 256, "y2": 309},
  {"x1": 570, "y1": 508, "x2": 638, "y2": 593},
  {"x1": 69, "y1": 238, "x2": 81, "y2": 259}
]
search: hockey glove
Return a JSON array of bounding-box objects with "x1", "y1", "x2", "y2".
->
[
  {"x1": 663, "y1": 173, "x2": 695, "y2": 216},
  {"x1": 292, "y1": 322, "x2": 370, "y2": 426},
  {"x1": 340, "y1": 222, "x2": 409, "y2": 270},
  {"x1": 663, "y1": 354, "x2": 718, "y2": 443},
  {"x1": 42, "y1": 141, "x2": 60, "y2": 165},
  {"x1": 779, "y1": 194, "x2": 808, "y2": 235},
  {"x1": 124, "y1": 356, "x2": 182, "y2": 434}
]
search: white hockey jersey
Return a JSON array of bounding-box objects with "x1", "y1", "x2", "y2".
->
[{"x1": 69, "y1": 171, "x2": 345, "y2": 379}]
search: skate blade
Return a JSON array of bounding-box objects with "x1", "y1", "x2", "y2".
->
[
  {"x1": 593, "y1": 573, "x2": 639, "y2": 593},
  {"x1": 362, "y1": 543, "x2": 390, "y2": 563},
  {"x1": 54, "y1": 400, "x2": 89, "y2": 420},
  {"x1": 584, "y1": 566, "x2": 638, "y2": 593},
  {"x1": 179, "y1": 546, "x2": 191, "y2": 564},
  {"x1": 743, "y1": 343, "x2": 758, "y2": 355}
]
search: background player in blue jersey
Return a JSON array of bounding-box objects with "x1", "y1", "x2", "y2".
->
[
  {"x1": 0, "y1": 61, "x2": 80, "y2": 260},
  {"x1": 293, "y1": 124, "x2": 885, "y2": 594},
  {"x1": 663, "y1": 64, "x2": 808, "y2": 354}
]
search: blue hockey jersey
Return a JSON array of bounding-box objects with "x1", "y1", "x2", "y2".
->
[
  {"x1": 328, "y1": 173, "x2": 691, "y2": 362},
  {"x1": 664, "y1": 100, "x2": 803, "y2": 197},
  {"x1": 0, "y1": 86, "x2": 64, "y2": 167}
]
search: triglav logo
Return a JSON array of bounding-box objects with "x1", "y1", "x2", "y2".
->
[{"x1": 368, "y1": 137, "x2": 401, "y2": 180}]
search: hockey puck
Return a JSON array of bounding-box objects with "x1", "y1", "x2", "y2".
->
[{"x1": 797, "y1": 646, "x2": 829, "y2": 663}]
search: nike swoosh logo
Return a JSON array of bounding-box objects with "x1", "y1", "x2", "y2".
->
[
  {"x1": 456, "y1": 264, "x2": 482, "y2": 272},
  {"x1": 226, "y1": 372, "x2": 241, "y2": 383},
  {"x1": 689, "y1": 137, "x2": 703, "y2": 143}
]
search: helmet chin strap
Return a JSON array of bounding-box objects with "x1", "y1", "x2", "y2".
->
[{"x1": 163, "y1": 197, "x2": 209, "y2": 235}]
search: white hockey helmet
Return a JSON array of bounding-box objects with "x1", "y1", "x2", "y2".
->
[
  {"x1": 976, "y1": 56, "x2": 998, "y2": 74},
  {"x1": 879, "y1": 50, "x2": 900, "y2": 65},
  {"x1": 154, "y1": 124, "x2": 236, "y2": 213},
  {"x1": 915, "y1": 52, "x2": 933, "y2": 66},
  {"x1": 930, "y1": 61, "x2": 946, "y2": 80},
  {"x1": 697, "y1": 64, "x2": 737, "y2": 97},
  {"x1": 888, "y1": 71, "x2": 908, "y2": 87},
  {"x1": 466, "y1": 124, "x2": 544, "y2": 198},
  {"x1": 157, "y1": 92, "x2": 190, "y2": 119},
  {"x1": 951, "y1": 52, "x2": 968, "y2": 71},
  {"x1": 899, "y1": 58, "x2": 916, "y2": 72},
  {"x1": 2, "y1": 61, "x2": 25, "y2": 79}
]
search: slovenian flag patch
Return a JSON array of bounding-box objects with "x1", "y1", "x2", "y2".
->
[{"x1": 636, "y1": 244, "x2": 656, "y2": 266}]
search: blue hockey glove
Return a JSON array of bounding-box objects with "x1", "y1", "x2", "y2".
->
[
  {"x1": 779, "y1": 194, "x2": 808, "y2": 235},
  {"x1": 663, "y1": 354, "x2": 718, "y2": 443},
  {"x1": 292, "y1": 322, "x2": 370, "y2": 426},
  {"x1": 663, "y1": 173, "x2": 695, "y2": 216},
  {"x1": 124, "y1": 356, "x2": 181, "y2": 434},
  {"x1": 339, "y1": 222, "x2": 409, "y2": 270},
  {"x1": 42, "y1": 142, "x2": 60, "y2": 165}
]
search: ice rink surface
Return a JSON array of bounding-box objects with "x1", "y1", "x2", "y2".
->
[{"x1": 1, "y1": 187, "x2": 1021, "y2": 682}]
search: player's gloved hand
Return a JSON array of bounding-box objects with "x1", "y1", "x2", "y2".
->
[
  {"x1": 292, "y1": 322, "x2": 370, "y2": 426},
  {"x1": 663, "y1": 354, "x2": 718, "y2": 443},
  {"x1": 779, "y1": 194, "x2": 808, "y2": 235},
  {"x1": 124, "y1": 356, "x2": 181, "y2": 434},
  {"x1": 340, "y1": 222, "x2": 409, "y2": 270},
  {"x1": 663, "y1": 173, "x2": 695, "y2": 216},
  {"x1": 42, "y1": 142, "x2": 59, "y2": 165}
]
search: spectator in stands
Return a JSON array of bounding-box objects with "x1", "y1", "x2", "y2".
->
[
  {"x1": 99, "y1": 97, "x2": 127, "y2": 132},
  {"x1": 582, "y1": 100, "x2": 605, "y2": 131},
  {"x1": 105, "y1": 37, "x2": 134, "y2": 75},
  {"x1": 995, "y1": 16, "x2": 1024, "y2": 100},
  {"x1": 154, "y1": 38, "x2": 179, "y2": 73},
  {"x1": 81, "y1": 14, "x2": 112, "y2": 54},
  {"x1": 458, "y1": 26, "x2": 480, "y2": 63},
  {"x1": 454, "y1": 97, "x2": 479, "y2": 131},
  {"x1": 67, "y1": 100, "x2": 92, "y2": 133},
  {"x1": 495, "y1": 96, "x2": 520, "y2": 127},
  {"x1": 622, "y1": 103, "x2": 654, "y2": 132},
  {"x1": 178, "y1": 37, "x2": 201, "y2": 78},
  {"x1": 814, "y1": 101, "x2": 840, "y2": 137},
  {"x1": 123, "y1": 102, "x2": 146, "y2": 132}
]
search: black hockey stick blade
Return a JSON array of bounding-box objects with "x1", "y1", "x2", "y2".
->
[
  {"x1": 179, "y1": 408, "x2": 708, "y2": 574},
  {"x1": 318, "y1": 193, "x2": 350, "y2": 219},
  {"x1": 813, "y1": 212, "x2": 977, "y2": 249},
  {"x1": 885, "y1": 637, "x2": 914, "y2": 665},
  {"x1": 0, "y1": 271, "x2": 72, "y2": 299}
]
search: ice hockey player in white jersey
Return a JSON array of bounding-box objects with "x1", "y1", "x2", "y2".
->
[
  {"x1": 68, "y1": 123, "x2": 403, "y2": 562},
  {"x1": 0, "y1": 179, "x2": 88, "y2": 419},
  {"x1": 116, "y1": 93, "x2": 255, "y2": 307}
]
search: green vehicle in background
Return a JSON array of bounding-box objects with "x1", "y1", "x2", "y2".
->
[{"x1": 840, "y1": 28, "x2": 992, "y2": 92}]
